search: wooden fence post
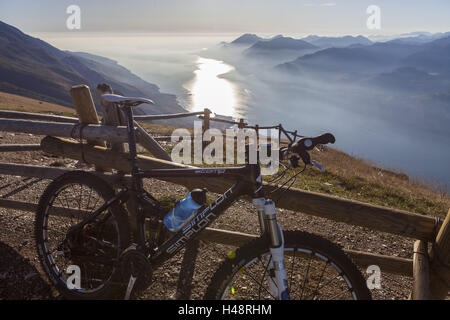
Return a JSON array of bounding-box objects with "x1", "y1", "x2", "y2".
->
[
  {"x1": 238, "y1": 119, "x2": 245, "y2": 129},
  {"x1": 278, "y1": 124, "x2": 283, "y2": 144},
  {"x1": 96, "y1": 83, "x2": 125, "y2": 153},
  {"x1": 412, "y1": 240, "x2": 431, "y2": 299},
  {"x1": 202, "y1": 108, "x2": 211, "y2": 151},
  {"x1": 203, "y1": 108, "x2": 211, "y2": 131},
  {"x1": 70, "y1": 84, "x2": 107, "y2": 171},
  {"x1": 429, "y1": 210, "x2": 450, "y2": 299}
]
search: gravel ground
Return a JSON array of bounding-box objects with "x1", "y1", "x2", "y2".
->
[{"x1": 0, "y1": 132, "x2": 417, "y2": 300}]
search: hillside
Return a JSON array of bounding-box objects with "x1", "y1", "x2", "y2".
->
[
  {"x1": 0, "y1": 91, "x2": 75, "y2": 115},
  {"x1": 0, "y1": 21, "x2": 190, "y2": 125}
]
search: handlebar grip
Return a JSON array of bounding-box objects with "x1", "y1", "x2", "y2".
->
[
  {"x1": 311, "y1": 133, "x2": 335, "y2": 147},
  {"x1": 293, "y1": 133, "x2": 335, "y2": 152},
  {"x1": 281, "y1": 132, "x2": 335, "y2": 165}
]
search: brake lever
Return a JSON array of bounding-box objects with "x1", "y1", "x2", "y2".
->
[{"x1": 311, "y1": 160, "x2": 325, "y2": 173}]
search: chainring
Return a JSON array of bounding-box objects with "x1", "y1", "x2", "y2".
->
[{"x1": 120, "y1": 245, "x2": 153, "y2": 294}]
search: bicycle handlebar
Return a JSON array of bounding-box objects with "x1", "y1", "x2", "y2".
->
[{"x1": 281, "y1": 132, "x2": 335, "y2": 166}]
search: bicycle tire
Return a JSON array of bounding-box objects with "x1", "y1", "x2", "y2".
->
[
  {"x1": 205, "y1": 230, "x2": 371, "y2": 300},
  {"x1": 35, "y1": 171, "x2": 130, "y2": 299}
]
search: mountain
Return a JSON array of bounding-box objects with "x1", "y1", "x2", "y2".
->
[
  {"x1": 248, "y1": 36, "x2": 317, "y2": 51},
  {"x1": 229, "y1": 33, "x2": 263, "y2": 46},
  {"x1": 244, "y1": 36, "x2": 318, "y2": 61},
  {"x1": 364, "y1": 37, "x2": 450, "y2": 93},
  {"x1": 301, "y1": 35, "x2": 372, "y2": 49},
  {"x1": 366, "y1": 67, "x2": 449, "y2": 94},
  {"x1": 0, "y1": 20, "x2": 188, "y2": 123},
  {"x1": 67, "y1": 51, "x2": 185, "y2": 117},
  {"x1": 401, "y1": 36, "x2": 450, "y2": 73},
  {"x1": 277, "y1": 41, "x2": 425, "y2": 76},
  {"x1": 385, "y1": 32, "x2": 450, "y2": 45}
]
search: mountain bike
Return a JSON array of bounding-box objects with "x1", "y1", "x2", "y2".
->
[{"x1": 34, "y1": 94, "x2": 371, "y2": 300}]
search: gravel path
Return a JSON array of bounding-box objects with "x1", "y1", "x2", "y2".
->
[{"x1": 0, "y1": 132, "x2": 416, "y2": 300}]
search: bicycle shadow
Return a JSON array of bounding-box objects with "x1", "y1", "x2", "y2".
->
[{"x1": 0, "y1": 241, "x2": 54, "y2": 299}]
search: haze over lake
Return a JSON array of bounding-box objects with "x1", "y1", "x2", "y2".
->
[{"x1": 36, "y1": 32, "x2": 450, "y2": 189}]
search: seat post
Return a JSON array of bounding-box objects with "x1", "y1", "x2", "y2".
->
[{"x1": 123, "y1": 105, "x2": 143, "y2": 191}]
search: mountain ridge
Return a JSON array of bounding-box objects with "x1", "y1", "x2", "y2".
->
[{"x1": 0, "y1": 20, "x2": 189, "y2": 123}]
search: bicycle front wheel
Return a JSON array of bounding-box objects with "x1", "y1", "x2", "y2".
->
[{"x1": 205, "y1": 230, "x2": 371, "y2": 300}]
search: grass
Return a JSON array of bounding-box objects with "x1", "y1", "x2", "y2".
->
[
  {"x1": 301, "y1": 147, "x2": 449, "y2": 218},
  {"x1": 0, "y1": 91, "x2": 76, "y2": 116}
]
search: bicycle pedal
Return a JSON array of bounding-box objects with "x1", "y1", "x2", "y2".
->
[{"x1": 124, "y1": 275, "x2": 137, "y2": 300}]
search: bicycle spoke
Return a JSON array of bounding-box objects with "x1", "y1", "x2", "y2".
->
[
  {"x1": 299, "y1": 253, "x2": 313, "y2": 299},
  {"x1": 322, "y1": 287, "x2": 351, "y2": 300},
  {"x1": 86, "y1": 187, "x2": 94, "y2": 213},
  {"x1": 257, "y1": 255, "x2": 273, "y2": 299},
  {"x1": 311, "y1": 273, "x2": 342, "y2": 296},
  {"x1": 241, "y1": 268, "x2": 277, "y2": 300},
  {"x1": 308, "y1": 260, "x2": 329, "y2": 300},
  {"x1": 288, "y1": 249, "x2": 297, "y2": 291}
]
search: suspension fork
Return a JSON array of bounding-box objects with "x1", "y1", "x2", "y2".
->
[{"x1": 253, "y1": 198, "x2": 290, "y2": 300}]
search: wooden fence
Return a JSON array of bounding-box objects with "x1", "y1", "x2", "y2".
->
[{"x1": 0, "y1": 84, "x2": 448, "y2": 300}]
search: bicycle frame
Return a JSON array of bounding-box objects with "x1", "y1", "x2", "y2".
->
[
  {"x1": 96, "y1": 105, "x2": 289, "y2": 299},
  {"x1": 120, "y1": 106, "x2": 264, "y2": 263}
]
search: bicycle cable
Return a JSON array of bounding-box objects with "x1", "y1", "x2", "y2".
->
[{"x1": 269, "y1": 162, "x2": 307, "y2": 202}]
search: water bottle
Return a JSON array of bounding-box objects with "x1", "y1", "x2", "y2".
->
[{"x1": 163, "y1": 189, "x2": 207, "y2": 232}]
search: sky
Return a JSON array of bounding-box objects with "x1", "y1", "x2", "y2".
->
[{"x1": 0, "y1": 0, "x2": 449, "y2": 36}]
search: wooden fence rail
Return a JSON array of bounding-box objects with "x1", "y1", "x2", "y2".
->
[
  {"x1": 40, "y1": 136, "x2": 441, "y2": 242},
  {"x1": 134, "y1": 111, "x2": 205, "y2": 121},
  {"x1": 0, "y1": 196, "x2": 414, "y2": 277},
  {"x1": 0, "y1": 144, "x2": 41, "y2": 152},
  {"x1": 0, "y1": 118, "x2": 132, "y2": 142},
  {"x1": 0, "y1": 162, "x2": 129, "y2": 186},
  {"x1": 0, "y1": 110, "x2": 78, "y2": 123}
]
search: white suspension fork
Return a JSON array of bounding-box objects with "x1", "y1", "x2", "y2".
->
[{"x1": 253, "y1": 198, "x2": 290, "y2": 300}]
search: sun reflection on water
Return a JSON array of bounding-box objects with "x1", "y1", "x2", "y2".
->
[{"x1": 186, "y1": 57, "x2": 238, "y2": 117}]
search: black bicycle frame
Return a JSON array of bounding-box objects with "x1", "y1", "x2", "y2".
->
[{"x1": 120, "y1": 106, "x2": 264, "y2": 267}]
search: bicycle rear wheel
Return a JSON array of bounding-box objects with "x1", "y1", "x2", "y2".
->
[
  {"x1": 35, "y1": 171, "x2": 130, "y2": 299},
  {"x1": 205, "y1": 230, "x2": 371, "y2": 300}
]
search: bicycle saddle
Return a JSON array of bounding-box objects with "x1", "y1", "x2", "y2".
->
[{"x1": 102, "y1": 94, "x2": 154, "y2": 107}]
